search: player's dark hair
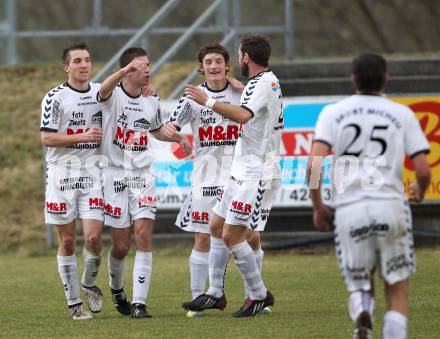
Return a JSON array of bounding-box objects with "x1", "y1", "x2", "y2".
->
[
  {"x1": 119, "y1": 47, "x2": 148, "y2": 68},
  {"x1": 61, "y1": 42, "x2": 90, "y2": 64},
  {"x1": 352, "y1": 53, "x2": 387, "y2": 94},
  {"x1": 240, "y1": 34, "x2": 271, "y2": 67},
  {"x1": 198, "y1": 43, "x2": 230, "y2": 65}
]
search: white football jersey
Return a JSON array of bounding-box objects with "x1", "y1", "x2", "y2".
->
[
  {"x1": 314, "y1": 94, "x2": 430, "y2": 206},
  {"x1": 99, "y1": 83, "x2": 163, "y2": 170},
  {"x1": 230, "y1": 71, "x2": 284, "y2": 180},
  {"x1": 168, "y1": 82, "x2": 241, "y2": 186},
  {"x1": 40, "y1": 82, "x2": 102, "y2": 166}
]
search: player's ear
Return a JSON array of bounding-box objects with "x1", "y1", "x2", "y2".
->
[
  {"x1": 61, "y1": 63, "x2": 69, "y2": 74},
  {"x1": 198, "y1": 63, "x2": 204, "y2": 75},
  {"x1": 243, "y1": 52, "x2": 250, "y2": 63}
]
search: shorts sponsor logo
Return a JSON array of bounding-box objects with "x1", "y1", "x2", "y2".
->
[
  {"x1": 138, "y1": 196, "x2": 157, "y2": 208},
  {"x1": 198, "y1": 125, "x2": 239, "y2": 147},
  {"x1": 89, "y1": 197, "x2": 105, "y2": 210},
  {"x1": 261, "y1": 208, "x2": 270, "y2": 221},
  {"x1": 202, "y1": 186, "x2": 223, "y2": 197},
  {"x1": 114, "y1": 177, "x2": 146, "y2": 193},
  {"x1": 58, "y1": 176, "x2": 96, "y2": 191},
  {"x1": 104, "y1": 203, "x2": 122, "y2": 218},
  {"x1": 349, "y1": 222, "x2": 390, "y2": 242},
  {"x1": 386, "y1": 254, "x2": 411, "y2": 275},
  {"x1": 46, "y1": 201, "x2": 67, "y2": 214},
  {"x1": 345, "y1": 266, "x2": 369, "y2": 281},
  {"x1": 230, "y1": 200, "x2": 252, "y2": 215},
  {"x1": 191, "y1": 211, "x2": 209, "y2": 224}
]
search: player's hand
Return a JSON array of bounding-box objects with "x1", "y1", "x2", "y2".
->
[
  {"x1": 141, "y1": 85, "x2": 157, "y2": 97},
  {"x1": 226, "y1": 76, "x2": 245, "y2": 92},
  {"x1": 408, "y1": 182, "x2": 423, "y2": 202},
  {"x1": 184, "y1": 85, "x2": 208, "y2": 106},
  {"x1": 83, "y1": 128, "x2": 102, "y2": 143},
  {"x1": 179, "y1": 135, "x2": 193, "y2": 157},
  {"x1": 161, "y1": 122, "x2": 178, "y2": 139},
  {"x1": 313, "y1": 204, "x2": 334, "y2": 232},
  {"x1": 123, "y1": 59, "x2": 147, "y2": 75}
]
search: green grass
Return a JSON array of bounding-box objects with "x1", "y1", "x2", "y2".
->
[{"x1": 0, "y1": 246, "x2": 439, "y2": 338}]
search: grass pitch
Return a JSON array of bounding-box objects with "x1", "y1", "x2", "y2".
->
[{"x1": 0, "y1": 246, "x2": 439, "y2": 338}]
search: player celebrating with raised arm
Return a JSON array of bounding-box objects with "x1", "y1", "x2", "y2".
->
[
  {"x1": 308, "y1": 53, "x2": 431, "y2": 339},
  {"x1": 168, "y1": 43, "x2": 267, "y2": 317},
  {"x1": 182, "y1": 34, "x2": 283, "y2": 317},
  {"x1": 98, "y1": 47, "x2": 191, "y2": 319},
  {"x1": 40, "y1": 42, "x2": 104, "y2": 320}
]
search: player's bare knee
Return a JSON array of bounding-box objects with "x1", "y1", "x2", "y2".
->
[
  {"x1": 112, "y1": 241, "x2": 130, "y2": 259},
  {"x1": 222, "y1": 232, "x2": 237, "y2": 248},
  {"x1": 246, "y1": 231, "x2": 260, "y2": 250},
  {"x1": 59, "y1": 236, "x2": 76, "y2": 255},
  {"x1": 84, "y1": 234, "x2": 101, "y2": 254},
  {"x1": 195, "y1": 233, "x2": 210, "y2": 251}
]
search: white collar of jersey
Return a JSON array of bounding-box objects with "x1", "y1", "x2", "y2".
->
[
  {"x1": 64, "y1": 81, "x2": 91, "y2": 93},
  {"x1": 204, "y1": 81, "x2": 229, "y2": 93}
]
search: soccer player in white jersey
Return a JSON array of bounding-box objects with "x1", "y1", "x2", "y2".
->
[
  {"x1": 98, "y1": 47, "x2": 191, "y2": 318},
  {"x1": 308, "y1": 53, "x2": 431, "y2": 339},
  {"x1": 40, "y1": 42, "x2": 104, "y2": 320},
  {"x1": 182, "y1": 35, "x2": 283, "y2": 317},
  {"x1": 168, "y1": 43, "x2": 266, "y2": 317}
]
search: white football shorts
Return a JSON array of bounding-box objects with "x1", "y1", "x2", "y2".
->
[
  {"x1": 175, "y1": 185, "x2": 223, "y2": 234},
  {"x1": 44, "y1": 164, "x2": 104, "y2": 224},
  {"x1": 213, "y1": 176, "x2": 280, "y2": 231},
  {"x1": 334, "y1": 198, "x2": 415, "y2": 292},
  {"x1": 103, "y1": 166, "x2": 157, "y2": 228}
]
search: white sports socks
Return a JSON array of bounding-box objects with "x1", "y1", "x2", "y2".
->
[
  {"x1": 132, "y1": 251, "x2": 152, "y2": 305},
  {"x1": 57, "y1": 254, "x2": 81, "y2": 306},
  {"x1": 230, "y1": 241, "x2": 266, "y2": 300},
  {"x1": 189, "y1": 249, "x2": 209, "y2": 299},
  {"x1": 244, "y1": 248, "x2": 264, "y2": 298},
  {"x1": 108, "y1": 251, "x2": 127, "y2": 291},
  {"x1": 207, "y1": 237, "x2": 230, "y2": 298},
  {"x1": 383, "y1": 311, "x2": 408, "y2": 339},
  {"x1": 81, "y1": 248, "x2": 101, "y2": 288}
]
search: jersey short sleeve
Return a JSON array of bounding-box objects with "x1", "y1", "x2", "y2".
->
[
  {"x1": 313, "y1": 104, "x2": 335, "y2": 148},
  {"x1": 240, "y1": 76, "x2": 268, "y2": 118},
  {"x1": 168, "y1": 95, "x2": 194, "y2": 130},
  {"x1": 404, "y1": 109, "x2": 430, "y2": 158},
  {"x1": 40, "y1": 88, "x2": 64, "y2": 132}
]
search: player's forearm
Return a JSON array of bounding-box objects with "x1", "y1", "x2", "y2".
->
[
  {"x1": 211, "y1": 102, "x2": 252, "y2": 124},
  {"x1": 99, "y1": 68, "x2": 127, "y2": 100},
  {"x1": 416, "y1": 170, "x2": 431, "y2": 200},
  {"x1": 310, "y1": 188, "x2": 323, "y2": 209},
  {"x1": 41, "y1": 132, "x2": 85, "y2": 147},
  {"x1": 151, "y1": 128, "x2": 182, "y2": 142}
]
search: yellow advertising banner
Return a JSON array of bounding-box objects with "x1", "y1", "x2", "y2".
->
[{"x1": 393, "y1": 97, "x2": 440, "y2": 201}]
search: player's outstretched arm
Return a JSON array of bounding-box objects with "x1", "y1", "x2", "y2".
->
[
  {"x1": 184, "y1": 85, "x2": 252, "y2": 124},
  {"x1": 308, "y1": 141, "x2": 333, "y2": 232},
  {"x1": 41, "y1": 128, "x2": 102, "y2": 147},
  {"x1": 409, "y1": 153, "x2": 431, "y2": 202},
  {"x1": 99, "y1": 59, "x2": 145, "y2": 100},
  {"x1": 151, "y1": 123, "x2": 193, "y2": 156}
]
